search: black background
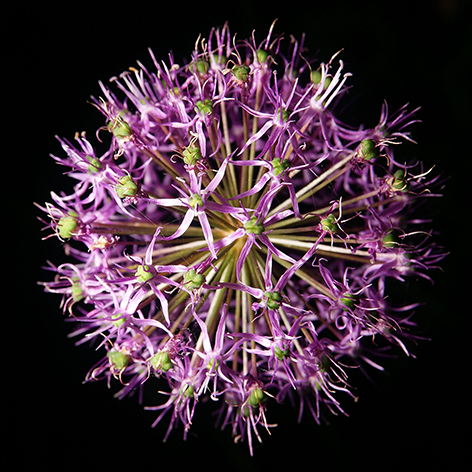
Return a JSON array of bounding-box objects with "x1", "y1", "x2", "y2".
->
[{"x1": 6, "y1": 0, "x2": 470, "y2": 469}]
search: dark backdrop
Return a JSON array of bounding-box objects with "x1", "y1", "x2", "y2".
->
[{"x1": 7, "y1": 1, "x2": 470, "y2": 469}]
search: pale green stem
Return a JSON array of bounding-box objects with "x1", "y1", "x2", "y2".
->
[
  {"x1": 268, "y1": 236, "x2": 379, "y2": 263},
  {"x1": 278, "y1": 306, "x2": 304, "y2": 356},
  {"x1": 192, "y1": 259, "x2": 234, "y2": 365},
  {"x1": 139, "y1": 144, "x2": 183, "y2": 184},
  {"x1": 249, "y1": 153, "x2": 271, "y2": 209},
  {"x1": 282, "y1": 111, "x2": 316, "y2": 162},
  {"x1": 270, "y1": 253, "x2": 335, "y2": 300},
  {"x1": 151, "y1": 239, "x2": 210, "y2": 258},
  {"x1": 267, "y1": 152, "x2": 354, "y2": 218},
  {"x1": 151, "y1": 242, "x2": 211, "y2": 267},
  {"x1": 220, "y1": 99, "x2": 240, "y2": 196},
  {"x1": 233, "y1": 288, "x2": 242, "y2": 372},
  {"x1": 143, "y1": 287, "x2": 190, "y2": 337},
  {"x1": 241, "y1": 260, "x2": 251, "y2": 376},
  {"x1": 268, "y1": 188, "x2": 383, "y2": 232},
  {"x1": 218, "y1": 75, "x2": 233, "y2": 159}
]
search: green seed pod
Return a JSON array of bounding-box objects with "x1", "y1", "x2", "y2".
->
[
  {"x1": 340, "y1": 293, "x2": 357, "y2": 310},
  {"x1": 311, "y1": 70, "x2": 322, "y2": 84},
  {"x1": 116, "y1": 175, "x2": 138, "y2": 199},
  {"x1": 71, "y1": 279, "x2": 84, "y2": 302},
  {"x1": 212, "y1": 53, "x2": 227, "y2": 66},
  {"x1": 320, "y1": 213, "x2": 337, "y2": 233},
  {"x1": 319, "y1": 354, "x2": 331, "y2": 372},
  {"x1": 392, "y1": 170, "x2": 409, "y2": 192},
  {"x1": 135, "y1": 264, "x2": 153, "y2": 283},
  {"x1": 257, "y1": 49, "x2": 269, "y2": 63},
  {"x1": 231, "y1": 64, "x2": 251, "y2": 82},
  {"x1": 195, "y1": 99, "x2": 213, "y2": 116},
  {"x1": 161, "y1": 79, "x2": 180, "y2": 97},
  {"x1": 358, "y1": 139, "x2": 379, "y2": 161},
  {"x1": 111, "y1": 313, "x2": 126, "y2": 327},
  {"x1": 310, "y1": 70, "x2": 332, "y2": 89},
  {"x1": 265, "y1": 290, "x2": 283, "y2": 310},
  {"x1": 192, "y1": 59, "x2": 209, "y2": 76},
  {"x1": 267, "y1": 299, "x2": 279, "y2": 310},
  {"x1": 182, "y1": 144, "x2": 202, "y2": 166},
  {"x1": 271, "y1": 157, "x2": 290, "y2": 176},
  {"x1": 184, "y1": 269, "x2": 205, "y2": 290},
  {"x1": 57, "y1": 212, "x2": 78, "y2": 239},
  {"x1": 149, "y1": 351, "x2": 173, "y2": 372},
  {"x1": 207, "y1": 357, "x2": 220, "y2": 371},
  {"x1": 244, "y1": 215, "x2": 265, "y2": 235},
  {"x1": 248, "y1": 387, "x2": 265, "y2": 408},
  {"x1": 190, "y1": 194, "x2": 204, "y2": 209},
  {"x1": 382, "y1": 229, "x2": 401, "y2": 248},
  {"x1": 107, "y1": 349, "x2": 129, "y2": 371},
  {"x1": 183, "y1": 383, "x2": 194, "y2": 398},
  {"x1": 277, "y1": 107, "x2": 289, "y2": 123},
  {"x1": 107, "y1": 114, "x2": 132, "y2": 139},
  {"x1": 86, "y1": 155, "x2": 101, "y2": 174},
  {"x1": 274, "y1": 346, "x2": 289, "y2": 361}
]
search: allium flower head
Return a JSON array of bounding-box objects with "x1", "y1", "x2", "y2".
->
[{"x1": 38, "y1": 22, "x2": 445, "y2": 454}]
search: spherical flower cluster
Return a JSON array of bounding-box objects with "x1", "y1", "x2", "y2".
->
[{"x1": 38, "y1": 23, "x2": 445, "y2": 454}]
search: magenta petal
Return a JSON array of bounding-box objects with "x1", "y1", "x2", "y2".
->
[{"x1": 236, "y1": 235, "x2": 255, "y2": 281}]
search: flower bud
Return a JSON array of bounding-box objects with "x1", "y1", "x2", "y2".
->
[
  {"x1": 358, "y1": 139, "x2": 379, "y2": 161},
  {"x1": 149, "y1": 351, "x2": 173, "y2": 372},
  {"x1": 182, "y1": 144, "x2": 202, "y2": 166},
  {"x1": 274, "y1": 346, "x2": 289, "y2": 361},
  {"x1": 232, "y1": 64, "x2": 251, "y2": 82},
  {"x1": 257, "y1": 49, "x2": 269, "y2": 63},
  {"x1": 340, "y1": 293, "x2": 357, "y2": 310},
  {"x1": 184, "y1": 269, "x2": 205, "y2": 290},
  {"x1": 265, "y1": 290, "x2": 283, "y2": 310},
  {"x1": 86, "y1": 155, "x2": 102, "y2": 174},
  {"x1": 244, "y1": 215, "x2": 265, "y2": 235},
  {"x1": 57, "y1": 211, "x2": 78, "y2": 239},
  {"x1": 195, "y1": 99, "x2": 213, "y2": 116},
  {"x1": 248, "y1": 387, "x2": 266, "y2": 408},
  {"x1": 271, "y1": 157, "x2": 290, "y2": 176},
  {"x1": 107, "y1": 114, "x2": 132, "y2": 139},
  {"x1": 320, "y1": 213, "x2": 338, "y2": 233},
  {"x1": 190, "y1": 194, "x2": 204, "y2": 209},
  {"x1": 135, "y1": 264, "x2": 153, "y2": 283},
  {"x1": 107, "y1": 349, "x2": 129, "y2": 371},
  {"x1": 116, "y1": 175, "x2": 138, "y2": 199}
]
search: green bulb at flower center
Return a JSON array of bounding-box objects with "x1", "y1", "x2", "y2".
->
[{"x1": 244, "y1": 216, "x2": 265, "y2": 235}]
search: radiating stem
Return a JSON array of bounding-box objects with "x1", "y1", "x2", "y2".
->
[
  {"x1": 193, "y1": 258, "x2": 234, "y2": 358},
  {"x1": 241, "y1": 259, "x2": 251, "y2": 376},
  {"x1": 268, "y1": 152, "x2": 354, "y2": 218}
]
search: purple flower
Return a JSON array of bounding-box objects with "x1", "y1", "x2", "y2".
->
[{"x1": 38, "y1": 22, "x2": 446, "y2": 455}]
